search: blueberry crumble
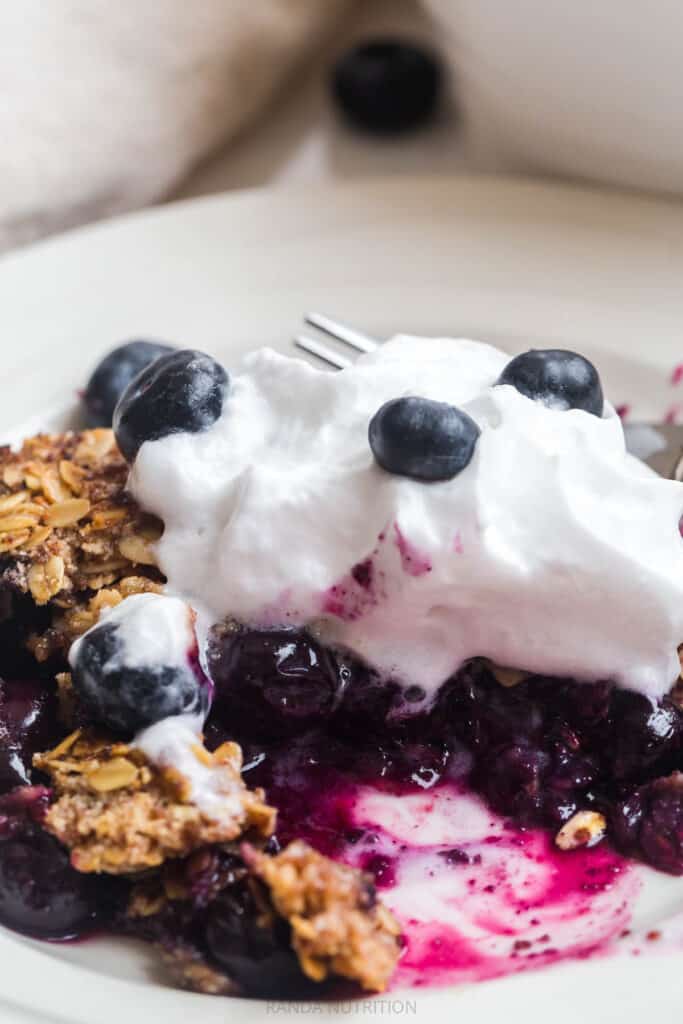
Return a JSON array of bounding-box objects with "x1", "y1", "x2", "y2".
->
[{"x1": 1, "y1": 334, "x2": 683, "y2": 997}]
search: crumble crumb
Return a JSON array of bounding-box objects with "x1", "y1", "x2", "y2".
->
[
  {"x1": 245, "y1": 840, "x2": 402, "y2": 992},
  {"x1": 162, "y1": 945, "x2": 238, "y2": 996},
  {"x1": 0, "y1": 431, "x2": 163, "y2": 652},
  {"x1": 34, "y1": 730, "x2": 275, "y2": 874},
  {"x1": 555, "y1": 810, "x2": 607, "y2": 851}
]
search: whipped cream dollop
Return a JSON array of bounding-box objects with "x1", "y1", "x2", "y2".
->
[
  {"x1": 134, "y1": 713, "x2": 245, "y2": 817},
  {"x1": 129, "y1": 336, "x2": 683, "y2": 701}
]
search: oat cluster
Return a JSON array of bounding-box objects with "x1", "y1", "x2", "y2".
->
[
  {"x1": 0, "y1": 430, "x2": 163, "y2": 657},
  {"x1": 247, "y1": 841, "x2": 402, "y2": 992},
  {"x1": 35, "y1": 730, "x2": 276, "y2": 874}
]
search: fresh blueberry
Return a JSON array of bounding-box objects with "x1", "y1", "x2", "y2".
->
[
  {"x1": 497, "y1": 349, "x2": 604, "y2": 416},
  {"x1": 0, "y1": 787, "x2": 103, "y2": 939},
  {"x1": 83, "y1": 340, "x2": 174, "y2": 428},
  {"x1": 71, "y1": 619, "x2": 206, "y2": 736},
  {"x1": 113, "y1": 349, "x2": 228, "y2": 462},
  {"x1": 369, "y1": 396, "x2": 480, "y2": 481},
  {"x1": 210, "y1": 628, "x2": 340, "y2": 740},
  {"x1": 332, "y1": 38, "x2": 442, "y2": 135}
]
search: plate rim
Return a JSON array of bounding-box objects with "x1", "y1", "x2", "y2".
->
[{"x1": 2, "y1": 173, "x2": 683, "y2": 1021}]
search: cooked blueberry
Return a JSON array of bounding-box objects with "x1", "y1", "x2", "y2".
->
[
  {"x1": 0, "y1": 679, "x2": 60, "y2": 793},
  {"x1": 606, "y1": 692, "x2": 680, "y2": 781},
  {"x1": 210, "y1": 628, "x2": 339, "y2": 740},
  {"x1": 331, "y1": 658, "x2": 403, "y2": 739},
  {"x1": 611, "y1": 774, "x2": 683, "y2": 875},
  {"x1": 0, "y1": 787, "x2": 102, "y2": 938},
  {"x1": 70, "y1": 600, "x2": 206, "y2": 735},
  {"x1": 369, "y1": 397, "x2": 479, "y2": 481},
  {"x1": 205, "y1": 886, "x2": 316, "y2": 998},
  {"x1": 445, "y1": 661, "x2": 545, "y2": 752},
  {"x1": 546, "y1": 729, "x2": 598, "y2": 792},
  {"x1": 497, "y1": 349, "x2": 604, "y2": 416},
  {"x1": 83, "y1": 340, "x2": 174, "y2": 427},
  {"x1": 332, "y1": 38, "x2": 441, "y2": 135},
  {"x1": 476, "y1": 743, "x2": 550, "y2": 826},
  {"x1": 113, "y1": 348, "x2": 228, "y2": 462}
]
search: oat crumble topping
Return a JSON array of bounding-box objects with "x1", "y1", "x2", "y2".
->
[
  {"x1": 34, "y1": 730, "x2": 275, "y2": 874},
  {"x1": 162, "y1": 945, "x2": 238, "y2": 996},
  {"x1": 0, "y1": 430, "x2": 163, "y2": 658},
  {"x1": 245, "y1": 840, "x2": 402, "y2": 992}
]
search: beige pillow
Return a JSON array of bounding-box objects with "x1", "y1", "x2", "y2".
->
[{"x1": 0, "y1": 0, "x2": 350, "y2": 250}]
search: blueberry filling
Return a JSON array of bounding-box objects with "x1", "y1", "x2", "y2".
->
[
  {"x1": 205, "y1": 887, "x2": 310, "y2": 998},
  {"x1": 0, "y1": 678, "x2": 61, "y2": 793},
  {"x1": 0, "y1": 590, "x2": 53, "y2": 679},
  {"x1": 205, "y1": 634, "x2": 683, "y2": 875},
  {"x1": 497, "y1": 349, "x2": 604, "y2": 416},
  {"x1": 114, "y1": 847, "x2": 329, "y2": 999},
  {"x1": 3, "y1": 619, "x2": 683, "y2": 998},
  {"x1": 0, "y1": 787, "x2": 117, "y2": 939},
  {"x1": 113, "y1": 348, "x2": 228, "y2": 462},
  {"x1": 209, "y1": 628, "x2": 341, "y2": 740},
  {"x1": 610, "y1": 773, "x2": 683, "y2": 876}
]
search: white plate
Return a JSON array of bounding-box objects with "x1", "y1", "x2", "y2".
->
[{"x1": 2, "y1": 175, "x2": 683, "y2": 1024}]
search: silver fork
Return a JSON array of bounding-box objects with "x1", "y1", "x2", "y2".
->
[
  {"x1": 295, "y1": 312, "x2": 683, "y2": 480},
  {"x1": 295, "y1": 311, "x2": 379, "y2": 369}
]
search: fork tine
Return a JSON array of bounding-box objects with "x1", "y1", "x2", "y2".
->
[
  {"x1": 304, "y1": 312, "x2": 379, "y2": 354},
  {"x1": 294, "y1": 334, "x2": 352, "y2": 370}
]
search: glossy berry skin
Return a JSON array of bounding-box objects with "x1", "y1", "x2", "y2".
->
[
  {"x1": 0, "y1": 679, "x2": 60, "y2": 793},
  {"x1": 476, "y1": 743, "x2": 550, "y2": 826},
  {"x1": 369, "y1": 396, "x2": 480, "y2": 481},
  {"x1": 0, "y1": 787, "x2": 103, "y2": 938},
  {"x1": 610, "y1": 774, "x2": 683, "y2": 875},
  {"x1": 71, "y1": 621, "x2": 205, "y2": 735},
  {"x1": 331, "y1": 660, "x2": 403, "y2": 739},
  {"x1": 497, "y1": 349, "x2": 604, "y2": 416},
  {"x1": 205, "y1": 886, "x2": 314, "y2": 998},
  {"x1": 210, "y1": 628, "x2": 340, "y2": 740},
  {"x1": 113, "y1": 348, "x2": 228, "y2": 462},
  {"x1": 605, "y1": 691, "x2": 680, "y2": 781},
  {"x1": 332, "y1": 38, "x2": 441, "y2": 135},
  {"x1": 83, "y1": 340, "x2": 174, "y2": 427}
]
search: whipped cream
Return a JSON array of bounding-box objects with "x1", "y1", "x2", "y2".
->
[
  {"x1": 69, "y1": 592, "x2": 194, "y2": 674},
  {"x1": 128, "y1": 336, "x2": 683, "y2": 701},
  {"x1": 134, "y1": 713, "x2": 245, "y2": 818}
]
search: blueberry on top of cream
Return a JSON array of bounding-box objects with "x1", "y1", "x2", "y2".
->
[
  {"x1": 125, "y1": 336, "x2": 683, "y2": 701},
  {"x1": 369, "y1": 397, "x2": 480, "y2": 481},
  {"x1": 497, "y1": 349, "x2": 604, "y2": 417}
]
